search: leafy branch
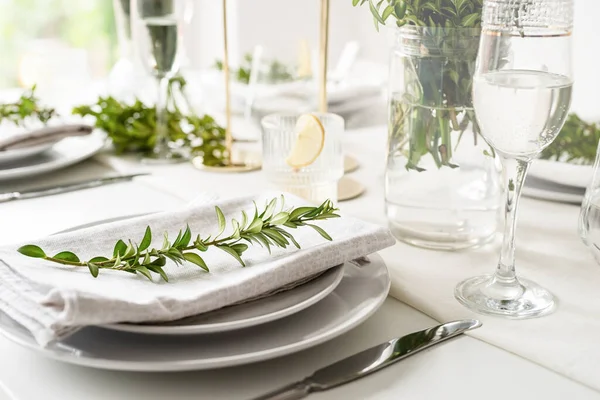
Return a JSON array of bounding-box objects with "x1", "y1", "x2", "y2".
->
[
  {"x1": 18, "y1": 197, "x2": 340, "y2": 282},
  {"x1": 72, "y1": 76, "x2": 228, "y2": 166},
  {"x1": 214, "y1": 53, "x2": 295, "y2": 85},
  {"x1": 0, "y1": 85, "x2": 56, "y2": 126},
  {"x1": 540, "y1": 113, "x2": 600, "y2": 165}
]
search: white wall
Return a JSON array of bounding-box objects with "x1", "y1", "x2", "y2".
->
[{"x1": 187, "y1": 0, "x2": 599, "y2": 119}]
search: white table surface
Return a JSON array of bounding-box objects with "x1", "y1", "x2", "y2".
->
[{"x1": 0, "y1": 126, "x2": 598, "y2": 400}]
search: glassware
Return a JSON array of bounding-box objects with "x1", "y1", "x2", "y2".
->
[
  {"x1": 385, "y1": 26, "x2": 503, "y2": 251},
  {"x1": 579, "y1": 140, "x2": 600, "y2": 263},
  {"x1": 261, "y1": 113, "x2": 344, "y2": 204},
  {"x1": 131, "y1": 0, "x2": 189, "y2": 163},
  {"x1": 455, "y1": 0, "x2": 574, "y2": 318}
]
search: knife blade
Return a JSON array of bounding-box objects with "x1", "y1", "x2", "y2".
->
[
  {"x1": 250, "y1": 319, "x2": 482, "y2": 400},
  {"x1": 0, "y1": 173, "x2": 150, "y2": 203}
]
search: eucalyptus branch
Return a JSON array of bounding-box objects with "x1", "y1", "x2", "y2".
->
[{"x1": 18, "y1": 197, "x2": 340, "y2": 283}]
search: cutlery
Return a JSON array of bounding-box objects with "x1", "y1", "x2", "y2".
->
[
  {"x1": 251, "y1": 319, "x2": 482, "y2": 400},
  {"x1": 0, "y1": 173, "x2": 150, "y2": 203},
  {"x1": 0, "y1": 124, "x2": 93, "y2": 151}
]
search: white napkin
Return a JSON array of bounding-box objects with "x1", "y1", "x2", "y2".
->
[{"x1": 0, "y1": 192, "x2": 395, "y2": 346}]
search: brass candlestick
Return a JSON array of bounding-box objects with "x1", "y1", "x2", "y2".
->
[
  {"x1": 192, "y1": 0, "x2": 260, "y2": 173},
  {"x1": 319, "y1": 0, "x2": 330, "y2": 113}
]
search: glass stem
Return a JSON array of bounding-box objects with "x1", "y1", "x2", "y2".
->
[
  {"x1": 154, "y1": 76, "x2": 170, "y2": 158},
  {"x1": 496, "y1": 156, "x2": 530, "y2": 284}
]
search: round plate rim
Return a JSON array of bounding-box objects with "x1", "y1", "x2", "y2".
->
[
  {"x1": 0, "y1": 130, "x2": 106, "y2": 182},
  {"x1": 0, "y1": 142, "x2": 54, "y2": 164},
  {"x1": 0, "y1": 254, "x2": 390, "y2": 371},
  {"x1": 103, "y1": 263, "x2": 345, "y2": 335}
]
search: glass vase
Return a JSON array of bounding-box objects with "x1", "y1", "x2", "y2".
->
[{"x1": 385, "y1": 26, "x2": 502, "y2": 251}]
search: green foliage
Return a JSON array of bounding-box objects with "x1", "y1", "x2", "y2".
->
[
  {"x1": 72, "y1": 76, "x2": 228, "y2": 166},
  {"x1": 214, "y1": 53, "x2": 295, "y2": 85},
  {"x1": 0, "y1": 86, "x2": 56, "y2": 126},
  {"x1": 18, "y1": 197, "x2": 340, "y2": 282},
  {"x1": 540, "y1": 114, "x2": 600, "y2": 165}
]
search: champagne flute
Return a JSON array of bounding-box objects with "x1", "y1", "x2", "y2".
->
[
  {"x1": 455, "y1": 0, "x2": 574, "y2": 318},
  {"x1": 131, "y1": 0, "x2": 188, "y2": 163}
]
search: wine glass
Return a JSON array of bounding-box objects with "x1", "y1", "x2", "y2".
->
[
  {"x1": 130, "y1": 0, "x2": 189, "y2": 163},
  {"x1": 455, "y1": 0, "x2": 574, "y2": 318}
]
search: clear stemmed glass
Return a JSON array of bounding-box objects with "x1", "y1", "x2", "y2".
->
[
  {"x1": 131, "y1": 0, "x2": 189, "y2": 163},
  {"x1": 455, "y1": 0, "x2": 574, "y2": 318}
]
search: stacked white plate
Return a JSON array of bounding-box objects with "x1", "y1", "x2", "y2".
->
[
  {"x1": 0, "y1": 130, "x2": 105, "y2": 182},
  {"x1": 0, "y1": 217, "x2": 390, "y2": 371},
  {"x1": 526, "y1": 159, "x2": 591, "y2": 204}
]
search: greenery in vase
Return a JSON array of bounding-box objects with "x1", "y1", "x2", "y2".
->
[
  {"x1": 0, "y1": 86, "x2": 56, "y2": 126},
  {"x1": 353, "y1": 0, "x2": 484, "y2": 171},
  {"x1": 18, "y1": 197, "x2": 339, "y2": 282},
  {"x1": 214, "y1": 53, "x2": 295, "y2": 85},
  {"x1": 73, "y1": 76, "x2": 228, "y2": 166}
]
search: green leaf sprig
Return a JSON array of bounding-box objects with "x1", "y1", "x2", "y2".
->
[
  {"x1": 0, "y1": 85, "x2": 56, "y2": 126},
  {"x1": 17, "y1": 197, "x2": 340, "y2": 282},
  {"x1": 72, "y1": 77, "x2": 227, "y2": 166},
  {"x1": 540, "y1": 113, "x2": 600, "y2": 165},
  {"x1": 214, "y1": 53, "x2": 295, "y2": 85}
]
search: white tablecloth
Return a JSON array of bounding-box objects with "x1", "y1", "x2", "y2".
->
[{"x1": 0, "y1": 123, "x2": 598, "y2": 397}]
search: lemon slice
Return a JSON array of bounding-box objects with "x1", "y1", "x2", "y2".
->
[{"x1": 285, "y1": 114, "x2": 325, "y2": 168}]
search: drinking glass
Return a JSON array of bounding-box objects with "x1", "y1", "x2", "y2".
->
[
  {"x1": 579, "y1": 140, "x2": 600, "y2": 263},
  {"x1": 261, "y1": 113, "x2": 344, "y2": 204},
  {"x1": 131, "y1": 0, "x2": 189, "y2": 163},
  {"x1": 455, "y1": 0, "x2": 574, "y2": 318}
]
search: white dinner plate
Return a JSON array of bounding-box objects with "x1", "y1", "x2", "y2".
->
[
  {"x1": 529, "y1": 159, "x2": 593, "y2": 189},
  {"x1": 0, "y1": 142, "x2": 54, "y2": 165},
  {"x1": 0, "y1": 130, "x2": 105, "y2": 182},
  {"x1": 523, "y1": 175, "x2": 585, "y2": 204},
  {"x1": 105, "y1": 264, "x2": 344, "y2": 335},
  {"x1": 0, "y1": 254, "x2": 389, "y2": 371}
]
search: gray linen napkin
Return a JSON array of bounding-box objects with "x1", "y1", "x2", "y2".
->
[{"x1": 0, "y1": 192, "x2": 395, "y2": 346}]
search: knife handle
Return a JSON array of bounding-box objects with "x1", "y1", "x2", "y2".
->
[{"x1": 249, "y1": 381, "x2": 312, "y2": 400}]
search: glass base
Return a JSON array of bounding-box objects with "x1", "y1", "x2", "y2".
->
[
  {"x1": 141, "y1": 151, "x2": 188, "y2": 165},
  {"x1": 455, "y1": 274, "x2": 556, "y2": 319},
  {"x1": 388, "y1": 221, "x2": 496, "y2": 251}
]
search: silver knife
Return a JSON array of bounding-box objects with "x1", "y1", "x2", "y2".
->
[
  {"x1": 0, "y1": 173, "x2": 150, "y2": 203},
  {"x1": 251, "y1": 319, "x2": 482, "y2": 400}
]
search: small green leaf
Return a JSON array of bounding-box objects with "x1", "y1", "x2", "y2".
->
[
  {"x1": 87, "y1": 263, "x2": 99, "y2": 278},
  {"x1": 89, "y1": 256, "x2": 109, "y2": 263},
  {"x1": 241, "y1": 210, "x2": 248, "y2": 229},
  {"x1": 262, "y1": 198, "x2": 278, "y2": 220},
  {"x1": 305, "y1": 223, "x2": 333, "y2": 241},
  {"x1": 461, "y1": 12, "x2": 480, "y2": 27},
  {"x1": 172, "y1": 229, "x2": 183, "y2": 247},
  {"x1": 215, "y1": 206, "x2": 226, "y2": 237},
  {"x1": 231, "y1": 219, "x2": 241, "y2": 240},
  {"x1": 124, "y1": 240, "x2": 136, "y2": 258},
  {"x1": 139, "y1": 226, "x2": 152, "y2": 252},
  {"x1": 183, "y1": 252, "x2": 209, "y2": 271},
  {"x1": 217, "y1": 245, "x2": 246, "y2": 266},
  {"x1": 179, "y1": 225, "x2": 192, "y2": 248},
  {"x1": 283, "y1": 221, "x2": 298, "y2": 229},
  {"x1": 134, "y1": 266, "x2": 153, "y2": 281},
  {"x1": 230, "y1": 243, "x2": 248, "y2": 255},
  {"x1": 147, "y1": 265, "x2": 169, "y2": 282},
  {"x1": 113, "y1": 240, "x2": 127, "y2": 257},
  {"x1": 247, "y1": 217, "x2": 263, "y2": 234},
  {"x1": 278, "y1": 229, "x2": 301, "y2": 249},
  {"x1": 352, "y1": 0, "x2": 360, "y2": 6},
  {"x1": 263, "y1": 228, "x2": 289, "y2": 247},
  {"x1": 17, "y1": 245, "x2": 46, "y2": 258},
  {"x1": 369, "y1": 0, "x2": 386, "y2": 24},
  {"x1": 53, "y1": 251, "x2": 80, "y2": 263},
  {"x1": 150, "y1": 256, "x2": 167, "y2": 267},
  {"x1": 252, "y1": 233, "x2": 272, "y2": 254},
  {"x1": 289, "y1": 207, "x2": 314, "y2": 221},
  {"x1": 394, "y1": 0, "x2": 406, "y2": 19},
  {"x1": 382, "y1": 4, "x2": 394, "y2": 20},
  {"x1": 270, "y1": 212, "x2": 290, "y2": 226},
  {"x1": 162, "y1": 232, "x2": 170, "y2": 251}
]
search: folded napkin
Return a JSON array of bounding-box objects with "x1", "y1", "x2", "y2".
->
[
  {"x1": 0, "y1": 124, "x2": 93, "y2": 151},
  {"x1": 0, "y1": 192, "x2": 395, "y2": 346}
]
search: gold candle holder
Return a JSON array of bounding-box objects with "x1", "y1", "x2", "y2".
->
[
  {"x1": 319, "y1": 0, "x2": 330, "y2": 113},
  {"x1": 192, "y1": 0, "x2": 260, "y2": 173}
]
